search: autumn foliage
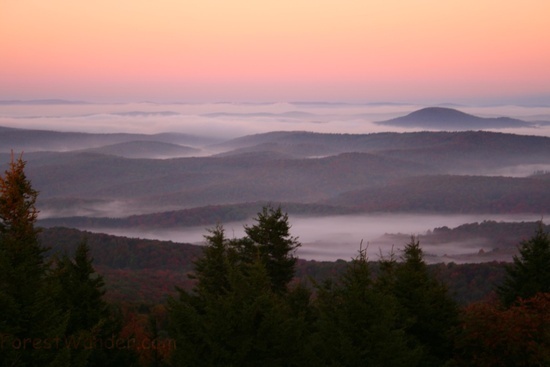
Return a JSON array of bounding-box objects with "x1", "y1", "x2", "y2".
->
[{"x1": 455, "y1": 293, "x2": 550, "y2": 367}]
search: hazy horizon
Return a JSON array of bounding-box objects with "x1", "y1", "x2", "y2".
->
[
  {"x1": 2, "y1": 102, "x2": 550, "y2": 140},
  {"x1": 2, "y1": 1, "x2": 549, "y2": 104}
]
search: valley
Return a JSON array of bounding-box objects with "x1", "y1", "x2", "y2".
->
[{"x1": 2, "y1": 103, "x2": 550, "y2": 263}]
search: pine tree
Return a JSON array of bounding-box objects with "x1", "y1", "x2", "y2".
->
[
  {"x1": 0, "y1": 154, "x2": 68, "y2": 366},
  {"x1": 244, "y1": 205, "x2": 300, "y2": 293},
  {"x1": 0, "y1": 155, "x2": 44, "y2": 312},
  {"x1": 388, "y1": 237, "x2": 459, "y2": 367},
  {"x1": 53, "y1": 240, "x2": 137, "y2": 367},
  {"x1": 310, "y1": 247, "x2": 420, "y2": 366},
  {"x1": 190, "y1": 224, "x2": 232, "y2": 296},
  {"x1": 497, "y1": 221, "x2": 550, "y2": 307},
  {"x1": 169, "y1": 210, "x2": 309, "y2": 366},
  {"x1": 54, "y1": 241, "x2": 109, "y2": 335},
  {"x1": 170, "y1": 253, "x2": 309, "y2": 366}
]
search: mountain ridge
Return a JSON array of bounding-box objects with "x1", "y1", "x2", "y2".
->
[{"x1": 376, "y1": 107, "x2": 532, "y2": 129}]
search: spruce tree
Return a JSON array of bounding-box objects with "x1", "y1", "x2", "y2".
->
[
  {"x1": 310, "y1": 247, "x2": 420, "y2": 366},
  {"x1": 169, "y1": 209, "x2": 309, "y2": 366},
  {"x1": 190, "y1": 224, "x2": 232, "y2": 296},
  {"x1": 53, "y1": 240, "x2": 137, "y2": 367},
  {"x1": 388, "y1": 237, "x2": 459, "y2": 367},
  {"x1": 170, "y1": 250, "x2": 308, "y2": 366},
  {"x1": 244, "y1": 205, "x2": 300, "y2": 293},
  {"x1": 497, "y1": 221, "x2": 550, "y2": 307},
  {"x1": 0, "y1": 155, "x2": 44, "y2": 311},
  {"x1": 0, "y1": 155, "x2": 68, "y2": 366},
  {"x1": 54, "y1": 241, "x2": 109, "y2": 335}
]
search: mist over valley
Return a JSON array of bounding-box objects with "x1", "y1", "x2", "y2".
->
[
  {"x1": 2, "y1": 101, "x2": 550, "y2": 263},
  {"x1": 74, "y1": 213, "x2": 548, "y2": 263}
]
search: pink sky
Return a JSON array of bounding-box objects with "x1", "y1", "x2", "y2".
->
[{"x1": 1, "y1": 0, "x2": 549, "y2": 103}]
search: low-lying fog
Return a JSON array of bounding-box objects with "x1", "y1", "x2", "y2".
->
[
  {"x1": 6, "y1": 102, "x2": 550, "y2": 263},
  {"x1": 87, "y1": 213, "x2": 548, "y2": 263},
  {"x1": 2, "y1": 102, "x2": 550, "y2": 138}
]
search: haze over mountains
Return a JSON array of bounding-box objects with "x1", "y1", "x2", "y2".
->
[{"x1": 2, "y1": 102, "x2": 550, "y2": 261}]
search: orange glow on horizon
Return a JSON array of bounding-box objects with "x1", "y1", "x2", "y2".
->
[{"x1": 1, "y1": 0, "x2": 549, "y2": 102}]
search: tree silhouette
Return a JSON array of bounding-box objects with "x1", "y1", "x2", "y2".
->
[
  {"x1": 244, "y1": 205, "x2": 300, "y2": 293},
  {"x1": 497, "y1": 221, "x2": 550, "y2": 307},
  {"x1": 169, "y1": 206, "x2": 309, "y2": 366},
  {"x1": 0, "y1": 154, "x2": 68, "y2": 366},
  {"x1": 378, "y1": 237, "x2": 459, "y2": 366},
  {"x1": 309, "y1": 246, "x2": 420, "y2": 366}
]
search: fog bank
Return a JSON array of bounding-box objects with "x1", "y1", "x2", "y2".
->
[
  {"x1": 86, "y1": 213, "x2": 548, "y2": 263},
  {"x1": 2, "y1": 102, "x2": 550, "y2": 139}
]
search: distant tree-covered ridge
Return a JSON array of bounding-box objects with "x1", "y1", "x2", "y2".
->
[
  {"x1": 37, "y1": 225, "x2": 509, "y2": 305},
  {"x1": 5, "y1": 129, "x2": 549, "y2": 219}
]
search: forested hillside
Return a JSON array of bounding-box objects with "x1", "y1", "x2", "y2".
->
[
  {"x1": 38, "y1": 226, "x2": 509, "y2": 305},
  {"x1": 2, "y1": 156, "x2": 550, "y2": 366},
  {"x1": 3, "y1": 129, "x2": 545, "y2": 224},
  {"x1": 328, "y1": 174, "x2": 550, "y2": 212}
]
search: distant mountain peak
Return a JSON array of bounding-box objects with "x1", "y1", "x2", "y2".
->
[
  {"x1": 408, "y1": 107, "x2": 477, "y2": 120},
  {"x1": 376, "y1": 107, "x2": 531, "y2": 129}
]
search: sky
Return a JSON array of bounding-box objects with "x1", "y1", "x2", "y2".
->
[{"x1": 1, "y1": 0, "x2": 550, "y2": 104}]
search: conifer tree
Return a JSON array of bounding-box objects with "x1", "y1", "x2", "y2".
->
[
  {"x1": 170, "y1": 251, "x2": 308, "y2": 366},
  {"x1": 310, "y1": 247, "x2": 420, "y2": 366},
  {"x1": 244, "y1": 205, "x2": 300, "y2": 293},
  {"x1": 54, "y1": 241, "x2": 109, "y2": 335},
  {"x1": 0, "y1": 154, "x2": 68, "y2": 366},
  {"x1": 497, "y1": 221, "x2": 550, "y2": 307},
  {"x1": 53, "y1": 240, "x2": 137, "y2": 367},
  {"x1": 169, "y1": 209, "x2": 309, "y2": 366},
  {"x1": 387, "y1": 237, "x2": 459, "y2": 367},
  {"x1": 0, "y1": 155, "x2": 44, "y2": 308},
  {"x1": 190, "y1": 224, "x2": 232, "y2": 296}
]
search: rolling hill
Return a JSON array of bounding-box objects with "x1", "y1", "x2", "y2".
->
[
  {"x1": 327, "y1": 175, "x2": 550, "y2": 213},
  {"x1": 0, "y1": 125, "x2": 220, "y2": 153},
  {"x1": 376, "y1": 107, "x2": 532, "y2": 129},
  {"x1": 26, "y1": 149, "x2": 434, "y2": 217},
  {"x1": 78, "y1": 140, "x2": 201, "y2": 158},
  {"x1": 2, "y1": 126, "x2": 549, "y2": 254}
]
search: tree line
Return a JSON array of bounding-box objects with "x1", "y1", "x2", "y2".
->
[{"x1": 1, "y1": 155, "x2": 549, "y2": 366}]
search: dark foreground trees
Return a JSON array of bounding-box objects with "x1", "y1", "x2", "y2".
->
[
  {"x1": 0, "y1": 155, "x2": 136, "y2": 367},
  {"x1": 53, "y1": 241, "x2": 136, "y2": 367},
  {"x1": 308, "y1": 246, "x2": 421, "y2": 366},
  {"x1": 5, "y1": 155, "x2": 549, "y2": 366},
  {"x1": 497, "y1": 221, "x2": 550, "y2": 307},
  {"x1": 0, "y1": 155, "x2": 68, "y2": 366},
  {"x1": 380, "y1": 237, "x2": 459, "y2": 366},
  {"x1": 169, "y1": 214, "x2": 461, "y2": 366},
  {"x1": 454, "y1": 293, "x2": 550, "y2": 367},
  {"x1": 168, "y1": 206, "x2": 309, "y2": 366},
  {"x1": 453, "y1": 223, "x2": 550, "y2": 366}
]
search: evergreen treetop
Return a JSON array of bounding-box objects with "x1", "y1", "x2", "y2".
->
[
  {"x1": 498, "y1": 221, "x2": 550, "y2": 307},
  {"x1": 244, "y1": 205, "x2": 300, "y2": 293}
]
